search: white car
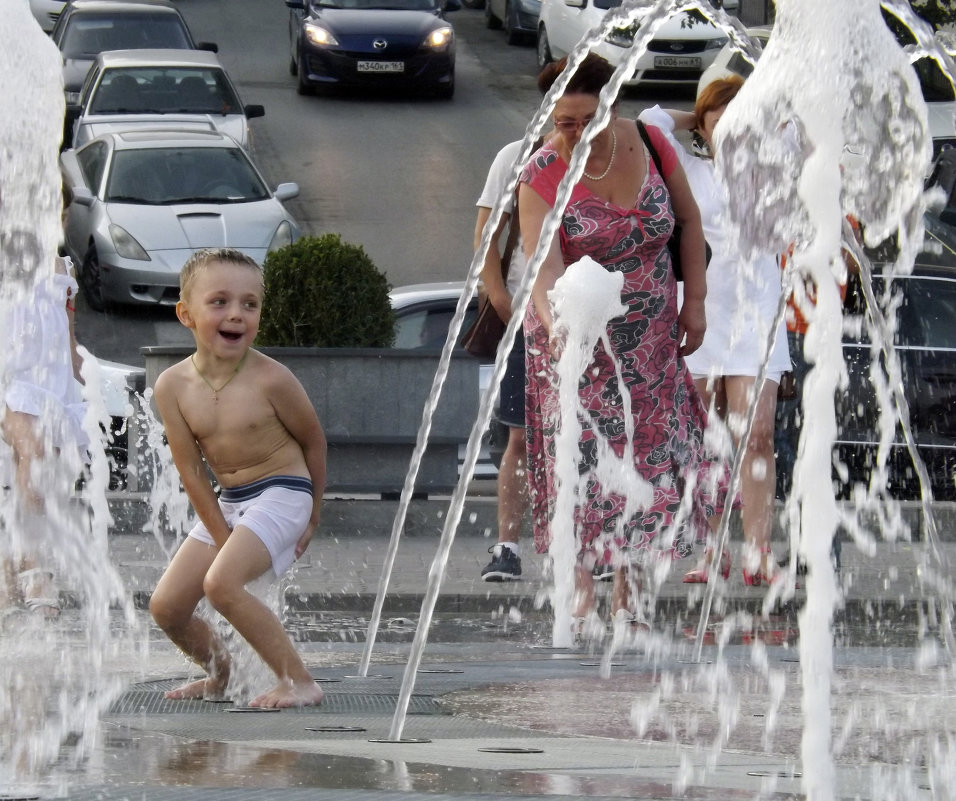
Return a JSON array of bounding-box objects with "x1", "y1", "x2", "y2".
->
[
  {"x1": 536, "y1": 0, "x2": 728, "y2": 86},
  {"x1": 698, "y1": 26, "x2": 956, "y2": 160},
  {"x1": 390, "y1": 282, "x2": 500, "y2": 478},
  {"x1": 28, "y1": 0, "x2": 67, "y2": 32},
  {"x1": 67, "y1": 49, "x2": 264, "y2": 151}
]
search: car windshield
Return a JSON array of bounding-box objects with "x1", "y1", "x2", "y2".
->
[
  {"x1": 314, "y1": 0, "x2": 440, "y2": 10},
  {"x1": 89, "y1": 67, "x2": 241, "y2": 115},
  {"x1": 845, "y1": 275, "x2": 956, "y2": 349},
  {"x1": 105, "y1": 147, "x2": 269, "y2": 205},
  {"x1": 59, "y1": 14, "x2": 192, "y2": 58}
]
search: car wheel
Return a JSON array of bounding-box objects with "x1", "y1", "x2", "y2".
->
[
  {"x1": 296, "y1": 56, "x2": 313, "y2": 96},
  {"x1": 485, "y1": 1, "x2": 502, "y2": 30},
  {"x1": 504, "y1": 1, "x2": 522, "y2": 45},
  {"x1": 80, "y1": 244, "x2": 106, "y2": 313},
  {"x1": 537, "y1": 26, "x2": 553, "y2": 69}
]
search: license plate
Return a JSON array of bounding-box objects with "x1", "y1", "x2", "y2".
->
[
  {"x1": 653, "y1": 55, "x2": 701, "y2": 69},
  {"x1": 357, "y1": 61, "x2": 404, "y2": 73}
]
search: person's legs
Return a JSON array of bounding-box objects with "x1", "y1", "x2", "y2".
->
[
  {"x1": 149, "y1": 538, "x2": 229, "y2": 700},
  {"x1": 682, "y1": 378, "x2": 731, "y2": 582},
  {"x1": 203, "y1": 525, "x2": 322, "y2": 708},
  {"x1": 3, "y1": 408, "x2": 61, "y2": 616},
  {"x1": 1, "y1": 409, "x2": 45, "y2": 514},
  {"x1": 482, "y1": 333, "x2": 528, "y2": 581},
  {"x1": 724, "y1": 375, "x2": 780, "y2": 581}
]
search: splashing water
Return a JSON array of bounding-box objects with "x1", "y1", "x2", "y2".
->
[{"x1": 0, "y1": 1, "x2": 142, "y2": 792}]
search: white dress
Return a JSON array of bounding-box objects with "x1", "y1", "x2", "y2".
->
[
  {"x1": 4, "y1": 259, "x2": 88, "y2": 453},
  {"x1": 638, "y1": 106, "x2": 791, "y2": 379}
]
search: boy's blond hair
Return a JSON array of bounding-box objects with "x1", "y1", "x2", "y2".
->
[{"x1": 179, "y1": 248, "x2": 263, "y2": 301}]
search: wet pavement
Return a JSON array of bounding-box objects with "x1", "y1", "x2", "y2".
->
[{"x1": 5, "y1": 493, "x2": 956, "y2": 799}]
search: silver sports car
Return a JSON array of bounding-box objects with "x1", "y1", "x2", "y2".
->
[{"x1": 61, "y1": 128, "x2": 300, "y2": 311}]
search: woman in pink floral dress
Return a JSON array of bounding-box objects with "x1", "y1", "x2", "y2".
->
[{"x1": 518, "y1": 54, "x2": 734, "y2": 629}]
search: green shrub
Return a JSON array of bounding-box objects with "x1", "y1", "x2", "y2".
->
[{"x1": 258, "y1": 234, "x2": 395, "y2": 347}]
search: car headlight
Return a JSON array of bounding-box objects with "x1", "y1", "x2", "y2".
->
[
  {"x1": 607, "y1": 25, "x2": 636, "y2": 49},
  {"x1": 268, "y1": 220, "x2": 295, "y2": 253},
  {"x1": 109, "y1": 224, "x2": 150, "y2": 261},
  {"x1": 424, "y1": 26, "x2": 453, "y2": 50},
  {"x1": 705, "y1": 36, "x2": 730, "y2": 50},
  {"x1": 304, "y1": 21, "x2": 339, "y2": 47}
]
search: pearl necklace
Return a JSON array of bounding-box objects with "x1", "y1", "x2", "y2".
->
[
  {"x1": 582, "y1": 128, "x2": 618, "y2": 181},
  {"x1": 191, "y1": 352, "x2": 247, "y2": 402}
]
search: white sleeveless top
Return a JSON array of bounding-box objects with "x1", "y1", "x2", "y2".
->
[{"x1": 4, "y1": 258, "x2": 88, "y2": 452}]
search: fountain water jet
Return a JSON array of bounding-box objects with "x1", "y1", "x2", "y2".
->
[{"x1": 0, "y1": 2, "x2": 143, "y2": 793}]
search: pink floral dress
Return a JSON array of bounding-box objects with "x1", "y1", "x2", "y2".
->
[{"x1": 521, "y1": 125, "x2": 734, "y2": 564}]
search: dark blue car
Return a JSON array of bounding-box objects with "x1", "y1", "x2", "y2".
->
[{"x1": 287, "y1": 0, "x2": 460, "y2": 98}]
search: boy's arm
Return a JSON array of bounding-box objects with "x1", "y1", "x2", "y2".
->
[
  {"x1": 154, "y1": 371, "x2": 232, "y2": 548},
  {"x1": 269, "y1": 367, "x2": 327, "y2": 558}
]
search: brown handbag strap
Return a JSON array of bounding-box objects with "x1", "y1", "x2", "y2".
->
[{"x1": 498, "y1": 137, "x2": 544, "y2": 279}]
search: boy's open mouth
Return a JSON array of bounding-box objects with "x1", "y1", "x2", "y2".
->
[{"x1": 219, "y1": 331, "x2": 242, "y2": 342}]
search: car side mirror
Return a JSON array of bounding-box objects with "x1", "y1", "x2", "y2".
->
[
  {"x1": 274, "y1": 182, "x2": 300, "y2": 201},
  {"x1": 244, "y1": 104, "x2": 265, "y2": 119},
  {"x1": 564, "y1": 0, "x2": 586, "y2": 7},
  {"x1": 72, "y1": 187, "x2": 95, "y2": 207},
  {"x1": 286, "y1": 0, "x2": 306, "y2": 8},
  {"x1": 197, "y1": 41, "x2": 219, "y2": 53}
]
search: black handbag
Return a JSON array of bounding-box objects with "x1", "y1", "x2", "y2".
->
[{"x1": 636, "y1": 121, "x2": 711, "y2": 282}]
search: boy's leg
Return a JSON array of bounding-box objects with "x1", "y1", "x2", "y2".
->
[
  {"x1": 203, "y1": 525, "x2": 322, "y2": 708},
  {"x1": 150, "y1": 538, "x2": 229, "y2": 700}
]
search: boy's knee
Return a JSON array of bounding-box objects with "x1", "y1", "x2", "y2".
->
[
  {"x1": 149, "y1": 591, "x2": 181, "y2": 631},
  {"x1": 203, "y1": 571, "x2": 239, "y2": 613}
]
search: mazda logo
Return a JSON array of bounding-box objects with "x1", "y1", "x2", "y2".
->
[{"x1": 373, "y1": 38, "x2": 388, "y2": 49}]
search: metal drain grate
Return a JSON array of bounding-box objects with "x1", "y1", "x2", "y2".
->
[{"x1": 108, "y1": 691, "x2": 442, "y2": 716}]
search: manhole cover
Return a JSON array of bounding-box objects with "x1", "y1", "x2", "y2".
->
[
  {"x1": 368, "y1": 738, "x2": 432, "y2": 744},
  {"x1": 314, "y1": 678, "x2": 342, "y2": 683},
  {"x1": 417, "y1": 668, "x2": 464, "y2": 674},
  {"x1": 343, "y1": 674, "x2": 392, "y2": 679},
  {"x1": 226, "y1": 707, "x2": 282, "y2": 713},
  {"x1": 746, "y1": 771, "x2": 803, "y2": 778},
  {"x1": 306, "y1": 725, "x2": 366, "y2": 733},
  {"x1": 478, "y1": 746, "x2": 544, "y2": 754}
]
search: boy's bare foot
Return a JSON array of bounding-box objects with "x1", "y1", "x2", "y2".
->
[
  {"x1": 249, "y1": 679, "x2": 323, "y2": 709},
  {"x1": 165, "y1": 675, "x2": 228, "y2": 702}
]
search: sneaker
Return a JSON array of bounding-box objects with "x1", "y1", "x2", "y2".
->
[
  {"x1": 592, "y1": 563, "x2": 614, "y2": 582},
  {"x1": 480, "y1": 545, "x2": 522, "y2": 581}
]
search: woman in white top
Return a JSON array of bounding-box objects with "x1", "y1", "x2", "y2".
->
[
  {"x1": 1, "y1": 190, "x2": 87, "y2": 617},
  {"x1": 639, "y1": 77, "x2": 791, "y2": 586}
]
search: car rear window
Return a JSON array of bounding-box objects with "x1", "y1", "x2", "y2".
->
[
  {"x1": 60, "y1": 13, "x2": 192, "y2": 58},
  {"x1": 90, "y1": 68, "x2": 241, "y2": 115}
]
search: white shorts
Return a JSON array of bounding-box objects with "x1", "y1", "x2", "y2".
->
[
  {"x1": 691, "y1": 371, "x2": 784, "y2": 386},
  {"x1": 187, "y1": 475, "x2": 313, "y2": 577}
]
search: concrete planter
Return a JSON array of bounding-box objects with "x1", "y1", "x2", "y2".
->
[{"x1": 140, "y1": 346, "x2": 479, "y2": 496}]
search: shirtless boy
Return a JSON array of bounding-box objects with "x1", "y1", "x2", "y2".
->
[{"x1": 149, "y1": 248, "x2": 326, "y2": 708}]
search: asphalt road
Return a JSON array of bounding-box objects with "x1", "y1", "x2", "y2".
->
[{"x1": 73, "y1": 0, "x2": 696, "y2": 367}]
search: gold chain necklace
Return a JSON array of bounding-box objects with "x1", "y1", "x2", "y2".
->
[
  {"x1": 191, "y1": 352, "x2": 247, "y2": 402},
  {"x1": 582, "y1": 128, "x2": 618, "y2": 181}
]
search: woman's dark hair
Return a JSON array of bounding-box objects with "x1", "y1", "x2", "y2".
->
[{"x1": 537, "y1": 53, "x2": 615, "y2": 97}]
